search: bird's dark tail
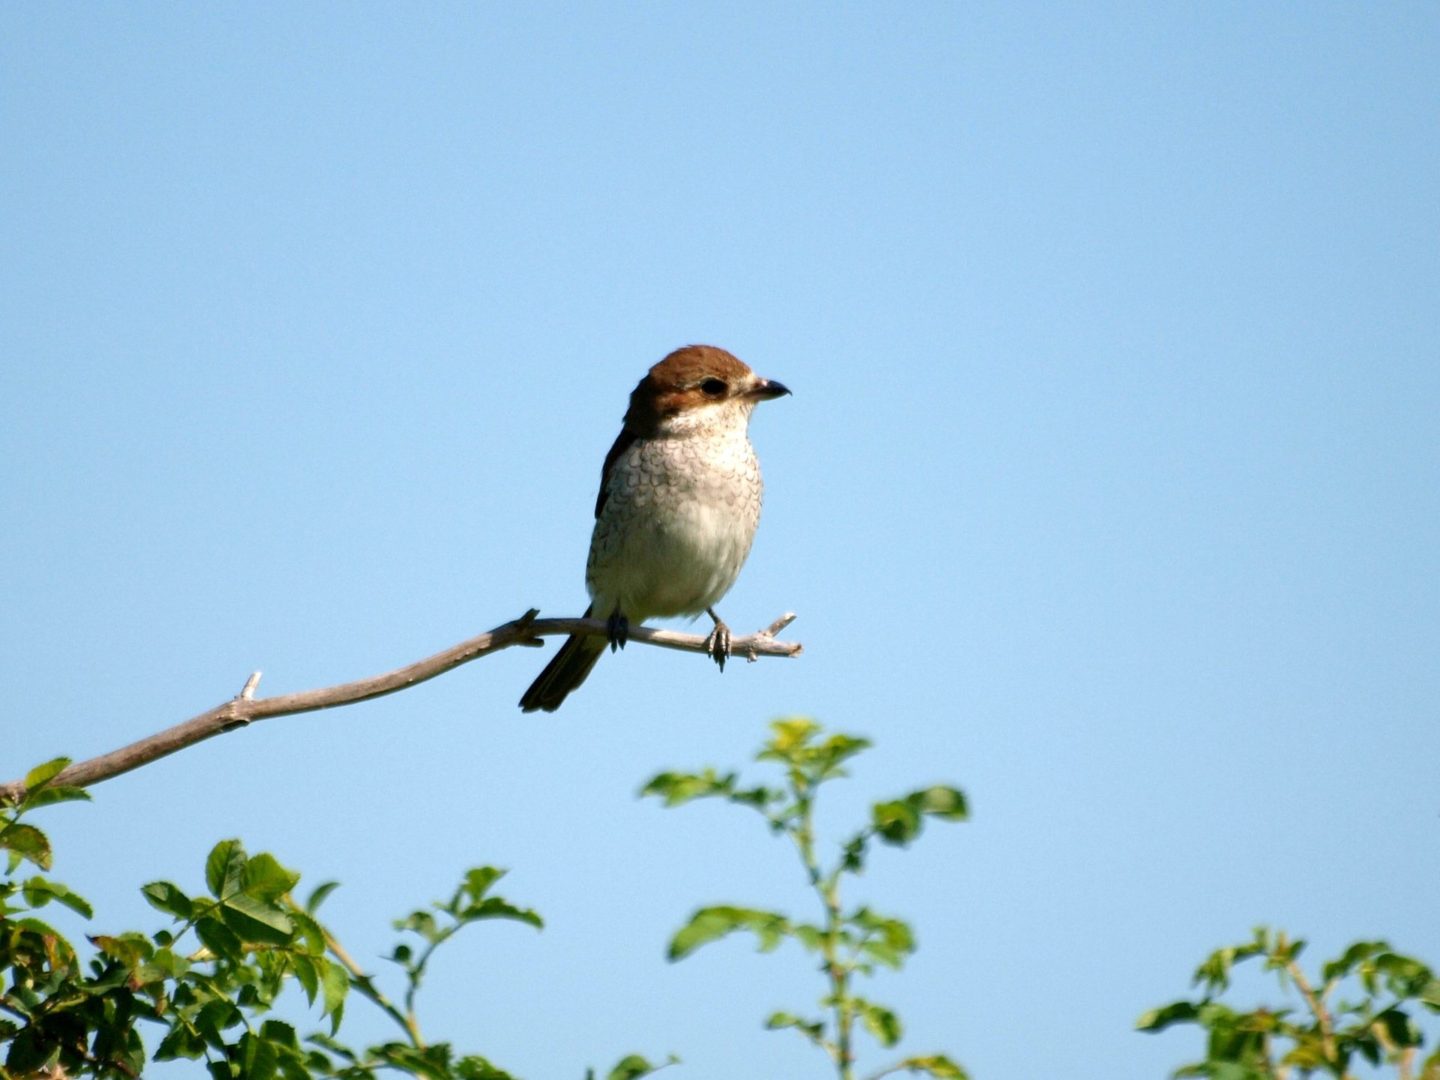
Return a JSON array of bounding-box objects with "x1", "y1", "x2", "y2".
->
[{"x1": 519, "y1": 605, "x2": 606, "y2": 712}]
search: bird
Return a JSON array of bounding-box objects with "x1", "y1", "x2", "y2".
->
[{"x1": 519, "y1": 345, "x2": 790, "y2": 712}]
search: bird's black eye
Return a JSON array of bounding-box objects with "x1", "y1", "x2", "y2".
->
[{"x1": 700, "y1": 378, "x2": 727, "y2": 397}]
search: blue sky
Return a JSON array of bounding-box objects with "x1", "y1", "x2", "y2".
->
[{"x1": 3, "y1": 4, "x2": 1437, "y2": 1077}]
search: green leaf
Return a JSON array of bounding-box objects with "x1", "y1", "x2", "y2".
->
[
  {"x1": 1371, "y1": 949, "x2": 1433, "y2": 995},
  {"x1": 1206, "y1": 1064, "x2": 1269, "y2": 1080},
  {"x1": 840, "y1": 833, "x2": 869, "y2": 873},
  {"x1": 890, "y1": 1055, "x2": 969, "y2": 1078},
  {"x1": 852, "y1": 908, "x2": 915, "y2": 958},
  {"x1": 872, "y1": 800, "x2": 921, "y2": 845},
  {"x1": 604, "y1": 1054, "x2": 677, "y2": 1080},
  {"x1": 22, "y1": 877, "x2": 94, "y2": 918},
  {"x1": 460, "y1": 866, "x2": 505, "y2": 900},
  {"x1": 1136, "y1": 1000, "x2": 1201, "y2": 1031},
  {"x1": 287, "y1": 908, "x2": 326, "y2": 955},
  {"x1": 728, "y1": 784, "x2": 780, "y2": 811},
  {"x1": 396, "y1": 909, "x2": 439, "y2": 940},
  {"x1": 220, "y1": 891, "x2": 295, "y2": 944},
  {"x1": 1192, "y1": 931, "x2": 1270, "y2": 992},
  {"x1": 206, "y1": 839, "x2": 245, "y2": 897},
  {"x1": 1281, "y1": 1035, "x2": 1329, "y2": 1070},
  {"x1": 853, "y1": 917, "x2": 916, "y2": 969},
  {"x1": 459, "y1": 896, "x2": 543, "y2": 931},
  {"x1": 22, "y1": 758, "x2": 71, "y2": 792},
  {"x1": 790, "y1": 922, "x2": 826, "y2": 953},
  {"x1": 765, "y1": 1011, "x2": 826, "y2": 1044},
  {"x1": 155, "y1": 1023, "x2": 206, "y2": 1061},
  {"x1": 755, "y1": 718, "x2": 874, "y2": 783},
  {"x1": 913, "y1": 785, "x2": 968, "y2": 820},
  {"x1": 91, "y1": 931, "x2": 152, "y2": 966},
  {"x1": 258, "y1": 1020, "x2": 299, "y2": 1050},
  {"x1": 1417, "y1": 976, "x2": 1440, "y2": 1010},
  {"x1": 639, "y1": 769, "x2": 737, "y2": 807},
  {"x1": 291, "y1": 954, "x2": 319, "y2": 1004},
  {"x1": 1322, "y1": 939, "x2": 1387, "y2": 983},
  {"x1": 0, "y1": 822, "x2": 52, "y2": 870},
  {"x1": 764, "y1": 716, "x2": 822, "y2": 756},
  {"x1": 1351, "y1": 1031, "x2": 1382, "y2": 1068},
  {"x1": 454, "y1": 1055, "x2": 521, "y2": 1080},
  {"x1": 667, "y1": 905, "x2": 790, "y2": 961},
  {"x1": 874, "y1": 786, "x2": 969, "y2": 846},
  {"x1": 18, "y1": 785, "x2": 91, "y2": 810},
  {"x1": 855, "y1": 998, "x2": 903, "y2": 1047},
  {"x1": 141, "y1": 880, "x2": 195, "y2": 920},
  {"x1": 1375, "y1": 1006, "x2": 1421, "y2": 1048},
  {"x1": 810, "y1": 732, "x2": 873, "y2": 780},
  {"x1": 145, "y1": 945, "x2": 189, "y2": 979},
  {"x1": 371, "y1": 1041, "x2": 456, "y2": 1074},
  {"x1": 243, "y1": 853, "x2": 300, "y2": 903},
  {"x1": 4, "y1": 1026, "x2": 61, "y2": 1075},
  {"x1": 305, "y1": 1032, "x2": 356, "y2": 1063},
  {"x1": 1266, "y1": 929, "x2": 1304, "y2": 967},
  {"x1": 198, "y1": 998, "x2": 244, "y2": 1041},
  {"x1": 239, "y1": 1029, "x2": 278, "y2": 1080},
  {"x1": 306, "y1": 880, "x2": 340, "y2": 913},
  {"x1": 195, "y1": 915, "x2": 244, "y2": 961},
  {"x1": 320, "y1": 956, "x2": 349, "y2": 1030}
]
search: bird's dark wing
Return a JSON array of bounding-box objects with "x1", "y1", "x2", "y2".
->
[{"x1": 596, "y1": 427, "x2": 639, "y2": 519}]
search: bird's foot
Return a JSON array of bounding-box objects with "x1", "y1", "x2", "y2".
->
[
  {"x1": 606, "y1": 611, "x2": 629, "y2": 653},
  {"x1": 704, "y1": 608, "x2": 731, "y2": 672}
]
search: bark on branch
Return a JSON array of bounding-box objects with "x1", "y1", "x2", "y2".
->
[{"x1": 0, "y1": 610, "x2": 802, "y2": 804}]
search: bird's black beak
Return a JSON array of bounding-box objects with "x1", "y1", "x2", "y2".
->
[{"x1": 749, "y1": 377, "x2": 791, "y2": 401}]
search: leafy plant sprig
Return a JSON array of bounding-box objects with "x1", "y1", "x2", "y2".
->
[
  {"x1": 1139, "y1": 926, "x2": 1440, "y2": 1079},
  {"x1": 642, "y1": 717, "x2": 969, "y2": 1080},
  {"x1": 1, "y1": 758, "x2": 668, "y2": 1080}
]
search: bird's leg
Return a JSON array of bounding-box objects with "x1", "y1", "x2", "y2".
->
[
  {"x1": 606, "y1": 610, "x2": 630, "y2": 653},
  {"x1": 703, "y1": 607, "x2": 731, "y2": 672}
]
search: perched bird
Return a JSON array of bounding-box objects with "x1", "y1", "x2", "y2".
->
[{"x1": 520, "y1": 345, "x2": 790, "y2": 712}]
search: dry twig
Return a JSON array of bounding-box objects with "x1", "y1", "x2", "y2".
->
[{"x1": 0, "y1": 609, "x2": 802, "y2": 803}]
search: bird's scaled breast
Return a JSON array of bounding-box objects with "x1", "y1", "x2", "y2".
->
[{"x1": 587, "y1": 432, "x2": 763, "y2": 619}]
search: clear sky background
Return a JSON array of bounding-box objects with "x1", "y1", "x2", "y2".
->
[{"x1": 3, "y1": 5, "x2": 1437, "y2": 1078}]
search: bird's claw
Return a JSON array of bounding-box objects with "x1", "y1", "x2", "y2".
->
[
  {"x1": 704, "y1": 619, "x2": 732, "y2": 673},
  {"x1": 606, "y1": 611, "x2": 630, "y2": 652}
]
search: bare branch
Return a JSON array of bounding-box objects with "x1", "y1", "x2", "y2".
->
[
  {"x1": 1, "y1": 610, "x2": 802, "y2": 804},
  {"x1": 238, "y1": 671, "x2": 262, "y2": 700}
]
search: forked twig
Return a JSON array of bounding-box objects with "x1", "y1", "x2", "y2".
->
[{"x1": 0, "y1": 610, "x2": 802, "y2": 804}]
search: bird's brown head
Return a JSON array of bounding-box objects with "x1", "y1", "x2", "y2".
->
[{"x1": 624, "y1": 345, "x2": 790, "y2": 436}]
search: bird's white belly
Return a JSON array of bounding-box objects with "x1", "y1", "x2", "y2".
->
[
  {"x1": 609, "y1": 498, "x2": 751, "y2": 617},
  {"x1": 586, "y1": 434, "x2": 762, "y2": 622}
]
